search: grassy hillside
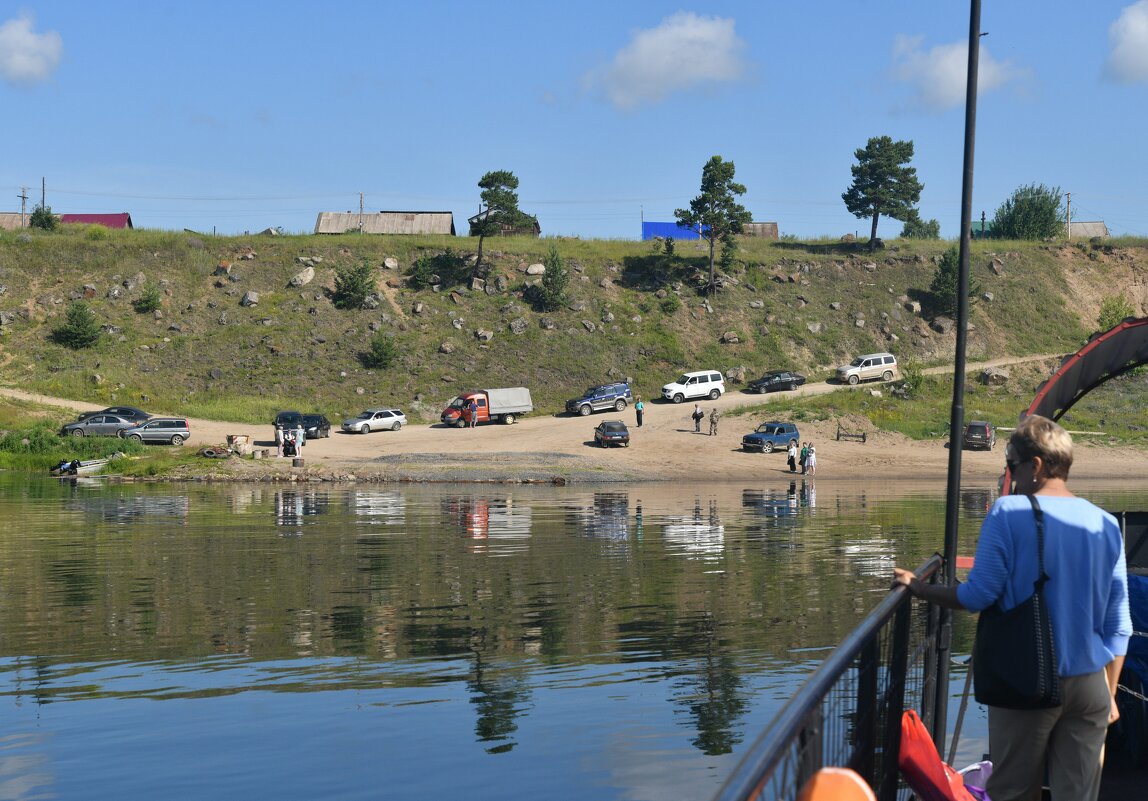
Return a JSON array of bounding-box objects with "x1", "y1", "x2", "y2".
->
[{"x1": 1, "y1": 225, "x2": 1146, "y2": 428}]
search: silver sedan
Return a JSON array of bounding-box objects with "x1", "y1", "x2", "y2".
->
[{"x1": 61, "y1": 414, "x2": 136, "y2": 438}]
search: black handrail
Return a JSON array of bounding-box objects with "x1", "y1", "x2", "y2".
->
[{"x1": 713, "y1": 553, "x2": 944, "y2": 801}]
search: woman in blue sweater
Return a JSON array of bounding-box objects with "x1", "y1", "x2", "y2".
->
[{"x1": 894, "y1": 414, "x2": 1131, "y2": 801}]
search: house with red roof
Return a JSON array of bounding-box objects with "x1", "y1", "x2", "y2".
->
[{"x1": 60, "y1": 213, "x2": 134, "y2": 229}]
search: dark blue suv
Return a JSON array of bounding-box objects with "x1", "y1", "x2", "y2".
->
[
  {"x1": 565, "y1": 382, "x2": 633, "y2": 416},
  {"x1": 741, "y1": 421, "x2": 801, "y2": 454}
]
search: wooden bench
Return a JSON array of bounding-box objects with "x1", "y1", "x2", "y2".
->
[{"x1": 836, "y1": 423, "x2": 868, "y2": 443}]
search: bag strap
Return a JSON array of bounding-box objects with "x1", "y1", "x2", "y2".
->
[{"x1": 1026, "y1": 494, "x2": 1050, "y2": 591}]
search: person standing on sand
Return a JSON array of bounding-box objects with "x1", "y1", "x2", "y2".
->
[
  {"x1": 807, "y1": 443, "x2": 817, "y2": 475},
  {"x1": 787, "y1": 440, "x2": 797, "y2": 473},
  {"x1": 295, "y1": 421, "x2": 305, "y2": 452},
  {"x1": 692, "y1": 404, "x2": 704, "y2": 433},
  {"x1": 468, "y1": 399, "x2": 478, "y2": 429},
  {"x1": 635, "y1": 396, "x2": 644, "y2": 428},
  {"x1": 709, "y1": 408, "x2": 720, "y2": 436},
  {"x1": 800, "y1": 442, "x2": 809, "y2": 474}
]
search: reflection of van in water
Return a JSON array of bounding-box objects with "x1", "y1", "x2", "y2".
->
[{"x1": 660, "y1": 370, "x2": 725, "y2": 403}]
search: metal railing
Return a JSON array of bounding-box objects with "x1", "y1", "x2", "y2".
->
[{"x1": 713, "y1": 554, "x2": 945, "y2": 801}]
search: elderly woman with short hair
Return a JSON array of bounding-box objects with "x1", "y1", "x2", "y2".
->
[{"x1": 894, "y1": 414, "x2": 1131, "y2": 801}]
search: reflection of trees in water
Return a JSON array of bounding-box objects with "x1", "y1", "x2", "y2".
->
[
  {"x1": 468, "y1": 629, "x2": 529, "y2": 754},
  {"x1": 621, "y1": 610, "x2": 746, "y2": 755}
]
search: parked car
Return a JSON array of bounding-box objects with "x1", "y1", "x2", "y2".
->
[
  {"x1": 593, "y1": 420, "x2": 631, "y2": 447},
  {"x1": 566, "y1": 382, "x2": 633, "y2": 416},
  {"x1": 124, "y1": 417, "x2": 191, "y2": 446},
  {"x1": 342, "y1": 408, "x2": 407, "y2": 433},
  {"x1": 60, "y1": 414, "x2": 136, "y2": 438},
  {"x1": 962, "y1": 420, "x2": 997, "y2": 451},
  {"x1": 741, "y1": 421, "x2": 801, "y2": 454},
  {"x1": 76, "y1": 406, "x2": 151, "y2": 423},
  {"x1": 661, "y1": 370, "x2": 725, "y2": 403},
  {"x1": 836, "y1": 353, "x2": 898, "y2": 385},
  {"x1": 748, "y1": 370, "x2": 806, "y2": 394},
  {"x1": 302, "y1": 414, "x2": 331, "y2": 439}
]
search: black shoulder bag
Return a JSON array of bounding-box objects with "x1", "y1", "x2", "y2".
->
[{"x1": 972, "y1": 494, "x2": 1062, "y2": 709}]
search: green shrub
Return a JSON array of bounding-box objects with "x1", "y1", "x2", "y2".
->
[
  {"x1": 1097, "y1": 295, "x2": 1135, "y2": 332},
  {"x1": 29, "y1": 204, "x2": 58, "y2": 231},
  {"x1": 659, "y1": 293, "x2": 681, "y2": 314},
  {"x1": 50, "y1": 301, "x2": 101, "y2": 349},
  {"x1": 133, "y1": 283, "x2": 163, "y2": 313},
  {"x1": 362, "y1": 331, "x2": 399, "y2": 369},
  {"x1": 85, "y1": 225, "x2": 108, "y2": 241},
  {"x1": 332, "y1": 259, "x2": 377, "y2": 310}
]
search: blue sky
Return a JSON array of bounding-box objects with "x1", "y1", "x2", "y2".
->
[{"x1": 3, "y1": 2, "x2": 1147, "y2": 239}]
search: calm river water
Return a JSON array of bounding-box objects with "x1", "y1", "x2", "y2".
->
[{"x1": 1, "y1": 474, "x2": 1143, "y2": 800}]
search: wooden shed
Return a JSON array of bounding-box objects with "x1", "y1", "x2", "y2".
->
[
  {"x1": 0, "y1": 213, "x2": 27, "y2": 230},
  {"x1": 741, "y1": 222, "x2": 779, "y2": 239},
  {"x1": 314, "y1": 211, "x2": 456, "y2": 235}
]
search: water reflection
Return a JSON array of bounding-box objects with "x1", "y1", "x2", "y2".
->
[
  {"x1": 4, "y1": 478, "x2": 1141, "y2": 801},
  {"x1": 274, "y1": 488, "x2": 331, "y2": 529},
  {"x1": 663, "y1": 497, "x2": 724, "y2": 560}
]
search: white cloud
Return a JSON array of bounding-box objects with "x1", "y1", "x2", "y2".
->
[
  {"x1": 1106, "y1": 1, "x2": 1148, "y2": 83},
  {"x1": 0, "y1": 12, "x2": 62, "y2": 85},
  {"x1": 891, "y1": 35, "x2": 1015, "y2": 111},
  {"x1": 588, "y1": 12, "x2": 747, "y2": 109}
]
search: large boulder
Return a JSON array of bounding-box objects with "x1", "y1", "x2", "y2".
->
[
  {"x1": 981, "y1": 367, "x2": 1010, "y2": 386},
  {"x1": 288, "y1": 265, "x2": 315, "y2": 288}
]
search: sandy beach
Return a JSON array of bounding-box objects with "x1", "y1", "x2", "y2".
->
[{"x1": 5, "y1": 375, "x2": 1146, "y2": 485}]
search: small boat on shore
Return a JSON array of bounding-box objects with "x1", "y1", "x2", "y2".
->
[{"x1": 50, "y1": 458, "x2": 110, "y2": 476}]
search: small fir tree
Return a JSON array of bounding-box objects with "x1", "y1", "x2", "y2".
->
[
  {"x1": 362, "y1": 331, "x2": 399, "y2": 369},
  {"x1": 51, "y1": 301, "x2": 101, "y2": 349},
  {"x1": 133, "y1": 283, "x2": 163, "y2": 313},
  {"x1": 537, "y1": 245, "x2": 569, "y2": 312},
  {"x1": 332, "y1": 260, "x2": 376, "y2": 310},
  {"x1": 928, "y1": 247, "x2": 981, "y2": 318}
]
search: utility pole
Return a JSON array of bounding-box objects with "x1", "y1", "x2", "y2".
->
[
  {"x1": 41, "y1": 177, "x2": 46, "y2": 208},
  {"x1": 18, "y1": 187, "x2": 28, "y2": 227},
  {"x1": 1065, "y1": 192, "x2": 1071, "y2": 238},
  {"x1": 980, "y1": 210, "x2": 985, "y2": 238},
  {"x1": 359, "y1": 192, "x2": 364, "y2": 234}
]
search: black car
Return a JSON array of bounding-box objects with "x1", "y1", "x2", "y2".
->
[
  {"x1": 566, "y1": 382, "x2": 633, "y2": 416},
  {"x1": 76, "y1": 405, "x2": 152, "y2": 423},
  {"x1": 593, "y1": 420, "x2": 631, "y2": 447},
  {"x1": 962, "y1": 420, "x2": 997, "y2": 451},
  {"x1": 748, "y1": 371, "x2": 806, "y2": 394},
  {"x1": 302, "y1": 414, "x2": 331, "y2": 439}
]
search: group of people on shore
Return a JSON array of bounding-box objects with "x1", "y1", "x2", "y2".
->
[
  {"x1": 786, "y1": 441, "x2": 817, "y2": 475},
  {"x1": 275, "y1": 423, "x2": 306, "y2": 457}
]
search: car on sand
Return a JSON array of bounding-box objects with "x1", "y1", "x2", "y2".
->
[
  {"x1": 741, "y1": 421, "x2": 801, "y2": 454},
  {"x1": 593, "y1": 420, "x2": 631, "y2": 447},
  {"x1": 342, "y1": 408, "x2": 406, "y2": 433}
]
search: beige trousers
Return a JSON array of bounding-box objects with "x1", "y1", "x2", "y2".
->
[{"x1": 985, "y1": 669, "x2": 1110, "y2": 801}]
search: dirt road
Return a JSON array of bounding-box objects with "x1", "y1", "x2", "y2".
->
[{"x1": 4, "y1": 354, "x2": 1142, "y2": 484}]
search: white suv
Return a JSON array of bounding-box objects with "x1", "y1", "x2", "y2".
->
[
  {"x1": 661, "y1": 370, "x2": 725, "y2": 403},
  {"x1": 836, "y1": 353, "x2": 897, "y2": 385}
]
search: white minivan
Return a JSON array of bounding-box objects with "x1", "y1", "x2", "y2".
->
[
  {"x1": 836, "y1": 352, "x2": 897, "y2": 385},
  {"x1": 661, "y1": 370, "x2": 725, "y2": 403}
]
